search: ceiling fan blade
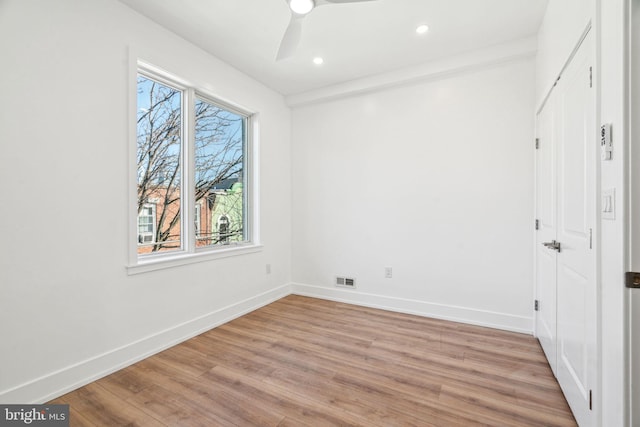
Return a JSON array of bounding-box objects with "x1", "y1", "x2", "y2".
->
[{"x1": 276, "y1": 14, "x2": 305, "y2": 61}]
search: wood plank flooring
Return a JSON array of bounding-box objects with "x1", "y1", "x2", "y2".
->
[{"x1": 50, "y1": 295, "x2": 577, "y2": 426}]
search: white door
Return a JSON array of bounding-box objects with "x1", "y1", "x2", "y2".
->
[
  {"x1": 555, "y1": 30, "x2": 596, "y2": 427},
  {"x1": 535, "y1": 30, "x2": 596, "y2": 426},
  {"x1": 535, "y1": 90, "x2": 558, "y2": 375}
]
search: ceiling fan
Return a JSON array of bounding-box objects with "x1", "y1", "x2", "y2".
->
[{"x1": 277, "y1": 0, "x2": 379, "y2": 61}]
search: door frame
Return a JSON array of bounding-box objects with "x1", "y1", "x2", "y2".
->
[{"x1": 628, "y1": 1, "x2": 640, "y2": 424}]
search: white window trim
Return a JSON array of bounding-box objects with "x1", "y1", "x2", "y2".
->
[
  {"x1": 127, "y1": 244, "x2": 263, "y2": 275},
  {"x1": 127, "y1": 57, "x2": 261, "y2": 275}
]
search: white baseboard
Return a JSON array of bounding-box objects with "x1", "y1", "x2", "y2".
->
[
  {"x1": 0, "y1": 284, "x2": 291, "y2": 404},
  {"x1": 290, "y1": 283, "x2": 533, "y2": 335},
  {"x1": 2, "y1": 282, "x2": 533, "y2": 404}
]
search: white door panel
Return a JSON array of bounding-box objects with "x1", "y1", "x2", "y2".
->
[
  {"x1": 535, "y1": 90, "x2": 558, "y2": 375},
  {"x1": 536, "y1": 244, "x2": 557, "y2": 372},
  {"x1": 535, "y1": 29, "x2": 596, "y2": 427},
  {"x1": 557, "y1": 265, "x2": 588, "y2": 381},
  {"x1": 555, "y1": 29, "x2": 596, "y2": 427}
]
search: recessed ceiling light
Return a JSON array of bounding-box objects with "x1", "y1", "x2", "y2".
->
[
  {"x1": 416, "y1": 24, "x2": 429, "y2": 34},
  {"x1": 290, "y1": 0, "x2": 314, "y2": 15},
  {"x1": 313, "y1": 57, "x2": 324, "y2": 65}
]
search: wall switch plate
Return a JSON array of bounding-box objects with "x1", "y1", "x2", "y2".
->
[{"x1": 602, "y1": 188, "x2": 615, "y2": 220}]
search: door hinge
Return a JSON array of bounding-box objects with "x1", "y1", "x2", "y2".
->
[
  {"x1": 589, "y1": 228, "x2": 593, "y2": 249},
  {"x1": 535, "y1": 219, "x2": 539, "y2": 230},
  {"x1": 626, "y1": 272, "x2": 640, "y2": 288},
  {"x1": 589, "y1": 389, "x2": 593, "y2": 410},
  {"x1": 535, "y1": 138, "x2": 540, "y2": 149},
  {"x1": 534, "y1": 300, "x2": 539, "y2": 311},
  {"x1": 589, "y1": 66, "x2": 593, "y2": 88}
]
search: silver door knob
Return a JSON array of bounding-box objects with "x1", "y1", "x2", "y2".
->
[{"x1": 542, "y1": 240, "x2": 561, "y2": 252}]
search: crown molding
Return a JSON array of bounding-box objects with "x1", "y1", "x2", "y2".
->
[{"x1": 286, "y1": 36, "x2": 537, "y2": 108}]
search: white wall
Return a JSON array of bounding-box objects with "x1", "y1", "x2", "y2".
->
[
  {"x1": 0, "y1": 0, "x2": 291, "y2": 403},
  {"x1": 537, "y1": 0, "x2": 629, "y2": 425},
  {"x1": 291, "y1": 56, "x2": 536, "y2": 333}
]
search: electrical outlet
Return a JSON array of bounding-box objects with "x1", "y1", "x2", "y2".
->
[
  {"x1": 385, "y1": 267, "x2": 393, "y2": 278},
  {"x1": 266, "y1": 264, "x2": 271, "y2": 274}
]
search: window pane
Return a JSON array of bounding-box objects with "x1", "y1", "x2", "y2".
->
[
  {"x1": 137, "y1": 75, "x2": 182, "y2": 255},
  {"x1": 194, "y1": 98, "x2": 246, "y2": 247}
]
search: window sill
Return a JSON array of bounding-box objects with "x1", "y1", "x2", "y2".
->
[{"x1": 126, "y1": 244, "x2": 263, "y2": 275}]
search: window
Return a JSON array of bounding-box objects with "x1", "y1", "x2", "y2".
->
[
  {"x1": 132, "y1": 64, "x2": 255, "y2": 269},
  {"x1": 194, "y1": 96, "x2": 246, "y2": 248},
  {"x1": 137, "y1": 76, "x2": 182, "y2": 254}
]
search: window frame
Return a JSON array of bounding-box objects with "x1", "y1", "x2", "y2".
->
[{"x1": 127, "y1": 60, "x2": 261, "y2": 275}]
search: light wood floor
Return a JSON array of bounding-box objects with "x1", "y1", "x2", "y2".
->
[{"x1": 50, "y1": 295, "x2": 577, "y2": 426}]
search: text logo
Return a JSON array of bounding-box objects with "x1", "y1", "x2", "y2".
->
[{"x1": 0, "y1": 405, "x2": 69, "y2": 426}]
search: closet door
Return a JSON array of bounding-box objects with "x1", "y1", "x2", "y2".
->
[
  {"x1": 555, "y1": 29, "x2": 596, "y2": 427},
  {"x1": 535, "y1": 30, "x2": 596, "y2": 426}
]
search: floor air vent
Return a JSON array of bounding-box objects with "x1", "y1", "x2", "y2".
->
[{"x1": 336, "y1": 276, "x2": 356, "y2": 288}]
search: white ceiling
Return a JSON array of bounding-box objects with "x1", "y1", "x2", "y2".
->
[{"x1": 118, "y1": 0, "x2": 548, "y2": 96}]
